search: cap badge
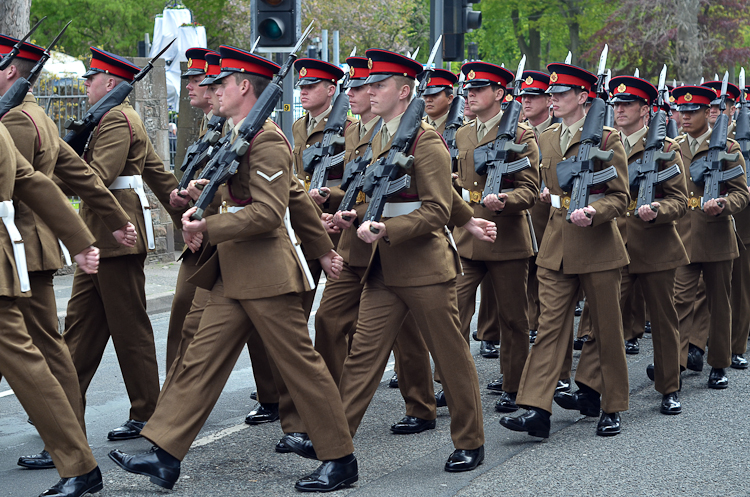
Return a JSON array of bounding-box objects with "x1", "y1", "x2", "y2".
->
[
  {"x1": 188, "y1": 58, "x2": 193, "y2": 68},
  {"x1": 550, "y1": 72, "x2": 558, "y2": 83},
  {"x1": 684, "y1": 93, "x2": 693, "y2": 102},
  {"x1": 368, "y1": 58, "x2": 373, "y2": 69},
  {"x1": 467, "y1": 70, "x2": 475, "y2": 80},
  {"x1": 427, "y1": 77, "x2": 431, "y2": 85},
  {"x1": 204, "y1": 61, "x2": 209, "y2": 72},
  {"x1": 299, "y1": 67, "x2": 307, "y2": 77},
  {"x1": 669, "y1": 95, "x2": 675, "y2": 103},
  {"x1": 617, "y1": 83, "x2": 627, "y2": 93},
  {"x1": 525, "y1": 76, "x2": 534, "y2": 85},
  {"x1": 505, "y1": 94, "x2": 513, "y2": 102},
  {"x1": 349, "y1": 66, "x2": 355, "y2": 77}
]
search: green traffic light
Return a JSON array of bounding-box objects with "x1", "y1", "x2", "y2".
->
[{"x1": 259, "y1": 18, "x2": 284, "y2": 40}]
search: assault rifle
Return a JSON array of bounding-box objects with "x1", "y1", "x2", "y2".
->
[
  {"x1": 176, "y1": 115, "x2": 227, "y2": 195},
  {"x1": 474, "y1": 55, "x2": 530, "y2": 207},
  {"x1": 594, "y1": 45, "x2": 614, "y2": 128},
  {"x1": 0, "y1": 21, "x2": 70, "y2": 119},
  {"x1": 735, "y1": 68, "x2": 750, "y2": 184},
  {"x1": 689, "y1": 72, "x2": 743, "y2": 208},
  {"x1": 361, "y1": 36, "x2": 442, "y2": 233},
  {"x1": 338, "y1": 119, "x2": 382, "y2": 221},
  {"x1": 443, "y1": 71, "x2": 465, "y2": 173},
  {"x1": 302, "y1": 88, "x2": 349, "y2": 195},
  {"x1": 556, "y1": 97, "x2": 617, "y2": 222},
  {"x1": 190, "y1": 23, "x2": 315, "y2": 220},
  {"x1": 63, "y1": 38, "x2": 176, "y2": 155},
  {"x1": 629, "y1": 65, "x2": 680, "y2": 218},
  {"x1": 0, "y1": 17, "x2": 46, "y2": 71}
]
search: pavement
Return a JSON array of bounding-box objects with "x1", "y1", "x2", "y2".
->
[{"x1": 2, "y1": 256, "x2": 750, "y2": 496}]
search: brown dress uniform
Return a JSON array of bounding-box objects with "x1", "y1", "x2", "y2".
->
[{"x1": 0, "y1": 123, "x2": 98, "y2": 478}]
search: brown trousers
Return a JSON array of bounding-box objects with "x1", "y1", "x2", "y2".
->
[
  {"x1": 476, "y1": 276, "x2": 499, "y2": 341},
  {"x1": 578, "y1": 280, "x2": 646, "y2": 343},
  {"x1": 456, "y1": 258, "x2": 530, "y2": 393},
  {"x1": 0, "y1": 298, "x2": 97, "y2": 478},
  {"x1": 64, "y1": 253, "x2": 159, "y2": 422},
  {"x1": 141, "y1": 277, "x2": 354, "y2": 461},
  {"x1": 687, "y1": 277, "x2": 709, "y2": 350},
  {"x1": 674, "y1": 262, "x2": 733, "y2": 370},
  {"x1": 338, "y1": 262, "x2": 485, "y2": 450},
  {"x1": 731, "y1": 246, "x2": 750, "y2": 354},
  {"x1": 166, "y1": 251, "x2": 201, "y2": 371},
  {"x1": 518, "y1": 267, "x2": 628, "y2": 414}
]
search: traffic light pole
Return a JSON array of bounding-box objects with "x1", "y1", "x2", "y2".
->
[
  {"x1": 430, "y1": 0, "x2": 444, "y2": 67},
  {"x1": 274, "y1": 51, "x2": 295, "y2": 142}
]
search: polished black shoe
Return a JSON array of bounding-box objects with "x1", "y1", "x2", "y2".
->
[
  {"x1": 250, "y1": 390, "x2": 257, "y2": 400},
  {"x1": 486, "y1": 377, "x2": 504, "y2": 392},
  {"x1": 445, "y1": 445, "x2": 484, "y2": 472},
  {"x1": 435, "y1": 390, "x2": 447, "y2": 407},
  {"x1": 644, "y1": 320, "x2": 652, "y2": 334},
  {"x1": 625, "y1": 338, "x2": 640, "y2": 355},
  {"x1": 282, "y1": 433, "x2": 318, "y2": 460},
  {"x1": 39, "y1": 466, "x2": 103, "y2": 497},
  {"x1": 686, "y1": 344, "x2": 704, "y2": 372},
  {"x1": 708, "y1": 367, "x2": 728, "y2": 389},
  {"x1": 575, "y1": 303, "x2": 583, "y2": 316},
  {"x1": 244, "y1": 402, "x2": 279, "y2": 425},
  {"x1": 646, "y1": 364, "x2": 655, "y2": 381},
  {"x1": 731, "y1": 354, "x2": 749, "y2": 370},
  {"x1": 388, "y1": 373, "x2": 399, "y2": 388},
  {"x1": 573, "y1": 336, "x2": 588, "y2": 351},
  {"x1": 276, "y1": 432, "x2": 307, "y2": 454},
  {"x1": 556, "y1": 378, "x2": 571, "y2": 392},
  {"x1": 499, "y1": 409, "x2": 550, "y2": 438},
  {"x1": 390, "y1": 415, "x2": 436, "y2": 434},
  {"x1": 553, "y1": 389, "x2": 600, "y2": 417},
  {"x1": 660, "y1": 392, "x2": 682, "y2": 415},
  {"x1": 494, "y1": 391, "x2": 519, "y2": 413},
  {"x1": 107, "y1": 419, "x2": 146, "y2": 441},
  {"x1": 596, "y1": 412, "x2": 621, "y2": 436},
  {"x1": 472, "y1": 330, "x2": 478, "y2": 341},
  {"x1": 529, "y1": 329, "x2": 537, "y2": 344},
  {"x1": 108, "y1": 447, "x2": 180, "y2": 490},
  {"x1": 18, "y1": 449, "x2": 54, "y2": 469},
  {"x1": 480, "y1": 340, "x2": 499, "y2": 358},
  {"x1": 295, "y1": 455, "x2": 358, "y2": 492}
]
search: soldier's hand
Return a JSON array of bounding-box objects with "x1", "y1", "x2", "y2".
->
[
  {"x1": 319, "y1": 249, "x2": 343, "y2": 280},
  {"x1": 462, "y1": 217, "x2": 497, "y2": 242},
  {"x1": 183, "y1": 230, "x2": 203, "y2": 253},
  {"x1": 182, "y1": 207, "x2": 208, "y2": 233},
  {"x1": 570, "y1": 206, "x2": 595, "y2": 227},
  {"x1": 310, "y1": 187, "x2": 330, "y2": 205},
  {"x1": 451, "y1": 173, "x2": 459, "y2": 181},
  {"x1": 637, "y1": 202, "x2": 659, "y2": 222},
  {"x1": 703, "y1": 198, "x2": 725, "y2": 216},
  {"x1": 358, "y1": 221, "x2": 386, "y2": 243},
  {"x1": 540, "y1": 187, "x2": 551, "y2": 203},
  {"x1": 321, "y1": 213, "x2": 341, "y2": 234},
  {"x1": 187, "y1": 179, "x2": 209, "y2": 201},
  {"x1": 113, "y1": 222, "x2": 137, "y2": 247},
  {"x1": 74, "y1": 246, "x2": 100, "y2": 274},
  {"x1": 333, "y1": 209, "x2": 357, "y2": 229},
  {"x1": 170, "y1": 188, "x2": 191, "y2": 209},
  {"x1": 483, "y1": 193, "x2": 507, "y2": 212}
]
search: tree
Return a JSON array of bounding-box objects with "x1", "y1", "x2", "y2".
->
[{"x1": 1, "y1": 0, "x2": 30, "y2": 39}]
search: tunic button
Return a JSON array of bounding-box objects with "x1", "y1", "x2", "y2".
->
[
  {"x1": 474, "y1": 181, "x2": 478, "y2": 186},
  {"x1": 355, "y1": 150, "x2": 359, "y2": 154}
]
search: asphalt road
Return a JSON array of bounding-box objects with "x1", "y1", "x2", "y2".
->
[{"x1": 2, "y1": 283, "x2": 750, "y2": 496}]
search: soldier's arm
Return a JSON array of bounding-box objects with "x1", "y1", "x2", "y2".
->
[
  {"x1": 85, "y1": 110, "x2": 131, "y2": 185},
  {"x1": 499, "y1": 124, "x2": 539, "y2": 214},
  {"x1": 589, "y1": 128, "x2": 630, "y2": 227},
  {"x1": 716, "y1": 139, "x2": 749, "y2": 216},
  {"x1": 289, "y1": 175, "x2": 334, "y2": 260},
  {"x1": 649, "y1": 141, "x2": 688, "y2": 224},
  {"x1": 141, "y1": 138, "x2": 184, "y2": 226}
]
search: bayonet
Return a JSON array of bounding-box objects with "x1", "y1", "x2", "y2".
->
[
  {"x1": 597, "y1": 44, "x2": 608, "y2": 76},
  {"x1": 634, "y1": 68, "x2": 639, "y2": 78},
  {"x1": 250, "y1": 36, "x2": 260, "y2": 53},
  {"x1": 349, "y1": 47, "x2": 357, "y2": 58},
  {"x1": 700, "y1": 76, "x2": 704, "y2": 85},
  {"x1": 411, "y1": 46, "x2": 420, "y2": 61},
  {"x1": 0, "y1": 16, "x2": 47, "y2": 70},
  {"x1": 658, "y1": 64, "x2": 667, "y2": 92},
  {"x1": 715, "y1": 73, "x2": 719, "y2": 81},
  {"x1": 564, "y1": 51, "x2": 572, "y2": 64}
]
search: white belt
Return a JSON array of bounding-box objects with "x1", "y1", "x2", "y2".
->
[
  {"x1": 382, "y1": 201, "x2": 422, "y2": 218},
  {"x1": 283, "y1": 208, "x2": 316, "y2": 289},
  {"x1": 59, "y1": 240, "x2": 72, "y2": 266},
  {"x1": 221, "y1": 205, "x2": 244, "y2": 214},
  {"x1": 109, "y1": 175, "x2": 154, "y2": 250},
  {"x1": 461, "y1": 188, "x2": 513, "y2": 203},
  {"x1": 550, "y1": 192, "x2": 605, "y2": 209},
  {"x1": 0, "y1": 200, "x2": 30, "y2": 292}
]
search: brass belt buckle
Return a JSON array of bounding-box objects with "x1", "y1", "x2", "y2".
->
[
  {"x1": 688, "y1": 197, "x2": 700, "y2": 210},
  {"x1": 628, "y1": 199, "x2": 637, "y2": 212},
  {"x1": 469, "y1": 190, "x2": 482, "y2": 204},
  {"x1": 562, "y1": 196, "x2": 571, "y2": 209},
  {"x1": 356, "y1": 191, "x2": 366, "y2": 204}
]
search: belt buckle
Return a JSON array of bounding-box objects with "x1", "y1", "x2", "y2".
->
[
  {"x1": 562, "y1": 196, "x2": 571, "y2": 209},
  {"x1": 304, "y1": 179, "x2": 311, "y2": 191},
  {"x1": 469, "y1": 190, "x2": 482, "y2": 204},
  {"x1": 220, "y1": 201, "x2": 228, "y2": 214},
  {"x1": 356, "y1": 191, "x2": 366, "y2": 204},
  {"x1": 688, "y1": 197, "x2": 700, "y2": 210},
  {"x1": 628, "y1": 199, "x2": 637, "y2": 211}
]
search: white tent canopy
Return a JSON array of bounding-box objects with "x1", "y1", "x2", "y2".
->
[{"x1": 42, "y1": 51, "x2": 87, "y2": 79}]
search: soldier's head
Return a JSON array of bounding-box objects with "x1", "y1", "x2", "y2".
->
[
  {"x1": 0, "y1": 35, "x2": 45, "y2": 95},
  {"x1": 364, "y1": 49, "x2": 422, "y2": 121},
  {"x1": 212, "y1": 46, "x2": 280, "y2": 122},
  {"x1": 82, "y1": 48, "x2": 140, "y2": 105},
  {"x1": 461, "y1": 61, "x2": 513, "y2": 122},
  {"x1": 701, "y1": 81, "x2": 739, "y2": 126},
  {"x1": 419, "y1": 68, "x2": 456, "y2": 121},
  {"x1": 344, "y1": 56, "x2": 373, "y2": 118},
  {"x1": 673, "y1": 86, "x2": 714, "y2": 137},
  {"x1": 294, "y1": 59, "x2": 343, "y2": 117},
  {"x1": 198, "y1": 52, "x2": 222, "y2": 115},
  {"x1": 519, "y1": 71, "x2": 552, "y2": 126},
  {"x1": 609, "y1": 76, "x2": 657, "y2": 135},
  {"x1": 545, "y1": 63, "x2": 597, "y2": 123},
  {"x1": 182, "y1": 48, "x2": 213, "y2": 113}
]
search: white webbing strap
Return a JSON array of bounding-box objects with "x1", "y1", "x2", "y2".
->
[
  {"x1": 109, "y1": 175, "x2": 155, "y2": 250},
  {"x1": 0, "y1": 200, "x2": 30, "y2": 292},
  {"x1": 283, "y1": 207, "x2": 315, "y2": 289}
]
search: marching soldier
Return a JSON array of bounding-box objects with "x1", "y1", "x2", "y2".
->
[
  {"x1": 500, "y1": 62, "x2": 631, "y2": 437},
  {"x1": 62, "y1": 48, "x2": 185, "y2": 441},
  {"x1": 671, "y1": 85, "x2": 748, "y2": 388},
  {"x1": 702, "y1": 80, "x2": 739, "y2": 130},
  {"x1": 0, "y1": 35, "x2": 134, "y2": 469}
]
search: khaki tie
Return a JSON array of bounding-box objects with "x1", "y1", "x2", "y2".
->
[
  {"x1": 560, "y1": 128, "x2": 571, "y2": 152},
  {"x1": 690, "y1": 138, "x2": 699, "y2": 156},
  {"x1": 306, "y1": 115, "x2": 316, "y2": 137},
  {"x1": 477, "y1": 122, "x2": 487, "y2": 142},
  {"x1": 623, "y1": 138, "x2": 632, "y2": 156},
  {"x1": 380, "y1": 126, "x2": 390, "y2": 150}
]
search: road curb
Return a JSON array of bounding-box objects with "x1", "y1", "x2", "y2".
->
[{"x1": 56, "y1": 291, "x2": 175, "y2": 333}]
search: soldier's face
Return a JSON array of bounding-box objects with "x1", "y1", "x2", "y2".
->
[
  {"x1": 680, "y1": 108, "x2": 710, "y2": 136},
  {"x1": 84, "y1": 72, "x2": 112, "y2": 105},
  {"x1": 549, "y1": 89, "x2": 586, "y2": 120},
  {"x1": 299, "y1": 81, "x2": 334, "y2": 112},
  {"x1": 186, "y1": 75, "x2": 209, "y2": 110},
  {"x1": 708, "y1": 103, "x2": 735, "y2": 126},
  {"x1": 204, "y1": 84, "x2": 222, "y2": 116},
  {"x1": 216, "y1": 76, "x2": 242, "y2": 116},
  {"x1": 613, "y1": 101, "x2": 647, "y2": 130},
  {"x1": 467, "y1": 85, "x2": 502, "y2": 114},
  {"x1": 521, "y1": 94, "x2": 550, "y2": 122},
  {"x1": 424, "y1": 90, "x2": 453, "y2": 119},
  {"x1": 367, "y1": 77, "x2": 403, "y2": 118},
  {"x1": 347, "y1": 85, "x2": 371, "y2": 115}
]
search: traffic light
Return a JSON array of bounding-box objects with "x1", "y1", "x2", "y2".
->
[
  {"x1": 443, "y1": 0, "x2": 482, "y2": 61},
  {"x1": 252, "y1": 0, "x2": 301, "y2": 49}
]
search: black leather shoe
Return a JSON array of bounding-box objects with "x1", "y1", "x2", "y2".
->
[
  {"x1": 390, "y1": 415, "x2": 436, "y2": 434},
  {"x1": 107, "y1": 419, "x2": 146, "y2": 441},
  {"x1": 575, "y1": 303, "x2": 583, "y2": 316},
  {"x1": 499, "y1": 409, "x2": 550, "y2": 438},
  {"x1": 708, "y1": 367, "x2": 728, "y2": 389},
  {"x1": 388, "y1": 373, "x2": 399, "y2": 388},
  {"x1": 295, "y1": 455, "x2": 358, "y2": 492},
  {"x1": 39, "y1": 466, "x2": 103, "y2": 497},
  {"x1": 596, "y1": 412, "x2": 621, "y2": 436},
  {"x1": 472, "y1": 330, "x2": 478, "y2": 341},
  {"x1": 660, "y1": 392, "x2": 682, "y2": 415},
  {"x1": 435, "y1": 390, "x2": 447, "y2": 407},
  {"x1": 244, "y1": 403, "x2": 279, "y2": 425},
  {"x1": 687, "y1": 344, "x2": 704, "y2": 372},
  {"x1": 276, "y1": 432, "x2": 307, "y2": 454},
  {"x1": 625, "y1": 338, "x2": 640, "y2": 355},
  {"x1": 494, "y1": 391, "x2": 519, "y2": 413},
  {"x1": 529, "y1": 330, "x2": 537, "y2": 344},
  {"x1": 250, "y1": 390, "x2": 257, "y2": 400},
  {"x1": 444, "y1": 445, "x2": 484, "y2": 472},
  {"x1": 573, "y1": 336, "x2": 588, "y2": 351},
  {"x1": 108, "y1": 447, "x2": 180, "y2": 490},
  {"x1": 554, "y1": 389, "x2": 600, "y2": 417},
  {"x1": 480, "y1": 340, "x2": 499, "y2": 358},
  {"x1": 644, "y1": 321, "x2": 652, "y2": 334},
  {"x1": 282, "y1": 433, "x2": 318, "y2": 460},
  {"x1": 646, "y1": 364, "x2": 655, "y2": 381},
  {"x1": 18, "y1": 449, "x2": 54, "y2": 469},
  {"x1": 487, "y1": 377, "x2": 503, "y2": 392},
  {"x1": 731, "y1": 354, "x2": 749, "y2": 369},
  {"x1": 556, "y1": 378, "x2": 571, "y2": 392}
]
